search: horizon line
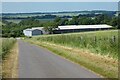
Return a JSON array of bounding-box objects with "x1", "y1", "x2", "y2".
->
[{"x1": 1, "y1": 10, "x2": 117, "y2": 14}]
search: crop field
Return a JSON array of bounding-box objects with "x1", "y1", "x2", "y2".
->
[
  {"x1": 6, "y1": 19, "x2": 22, "y2": 23},
  {"x1": 1, "y1": 38, "x2": 16, "y2": 59},
  {"x1": 34, "y1": 30, "x2": 118, "y2": 59},
  {"x1": 5, "y1": 18, "x2": 54, "y2": 23},
  {"x1": 2, "y1": 12, "x2": 80, "y2": 18},
  {"x1": 37, "y1": 18, "x2": 54, "y2": 21},
  {"x1": 3, "y1": 14, "x2": 46, "y2": 18}
]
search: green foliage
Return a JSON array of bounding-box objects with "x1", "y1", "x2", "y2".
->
[
  {"x1": 0, "y1": 38, "x2": 16, "y2": 59},
  {"x1": 34, "y1": 30, "x2": 118, "y2": 59},
  {"x1": 2, "y1": 23, "x2": 24, "y2": 37},
  {"x1": 110, "y1": 17, "x2": 118, "y2": 28},
  {"x1": 19, "y1": 19, "x2": 43, "y2": 27}
]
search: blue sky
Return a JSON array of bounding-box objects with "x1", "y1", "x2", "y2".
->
[{"x1": 2, "y1": 2, "x2": 118, "y2": 13}]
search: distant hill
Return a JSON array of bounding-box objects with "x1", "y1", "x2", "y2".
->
[{"x1": 2, "y1": 10, "x2": 116, "y2": 17}]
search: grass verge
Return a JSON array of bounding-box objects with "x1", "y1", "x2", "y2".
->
[
  {"x1": 2, "y1": 42, "x2": 18, "y2": 78},
  {"x1": 26, "y1": 39, "x2": 118, "y2": 78}
]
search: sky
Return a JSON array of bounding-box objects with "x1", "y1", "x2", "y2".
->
[
  {"x1": 1, "y1": 0, "x2": 120, "y2": 2},
  {"x1": 2, "y1": 2, "x2": 118, "y2": 13}
]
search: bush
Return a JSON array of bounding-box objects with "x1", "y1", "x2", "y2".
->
[{"x1": 1, "y1": 38, "x2": 16, "y2": 59}]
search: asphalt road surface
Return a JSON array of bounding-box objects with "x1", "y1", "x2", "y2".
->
[{"x1": 18, "y1": 40, "x2": 100, "y2": 78}]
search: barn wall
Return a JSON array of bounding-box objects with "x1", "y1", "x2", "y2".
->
[
  {"x1": 53, "y1": 28, "x2": 111, "y2": 34},
  {"x1": 32, "y1": 29, "x2": 43, "y2": 36},
  {"x1": 23, "y1": 30, "x2": 32, "y2": 36}
]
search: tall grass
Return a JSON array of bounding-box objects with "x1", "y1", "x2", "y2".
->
[
  {"x1": 1, "y1": 38, "x2": 16, "y2": 59},
  {"x1": 34, "y1": 30, "x2": 118, "y2": 59},
  {"x1": 0, "y1": 39, "x2": 2, "y2": 59}
]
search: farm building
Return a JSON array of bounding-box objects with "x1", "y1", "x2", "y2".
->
[
  {"x1": 53, "y1": 24, "x2": 113, "y2": 34},
  {"x1": 23, "y1": 27, "x2": 46, "y2": 36}
]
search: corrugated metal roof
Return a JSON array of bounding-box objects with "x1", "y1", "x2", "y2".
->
[
  {"x1": 24, "y1": 27, "x2": 44, "y2": 31},
  {"x1": 58, "y1": 24, "x2": 112, "y2": 30}
]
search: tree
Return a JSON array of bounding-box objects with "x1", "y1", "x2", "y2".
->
[
  {"x1": 78, "y1": 17, "x2": 94, "y2": 25},
  {"x1": 19, "y1": 19, "x2": 43, "y2": 27},
  {"x1": 68, "y1": 16, "x2": 79, "y2": 25},
  {"x1": 43, "y1": 22, "x2": 56, "y2": 34},
  {"x1": 110, "y1": 17, "x2": 118, "y2": 28},
  {"x1": 59, "y1": 18, "x2": 69, "y2": 25}
]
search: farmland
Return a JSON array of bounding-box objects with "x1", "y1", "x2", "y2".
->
[
  {"x1": 5, "y1": 18, "x2": 54, "y2": 23},
  {"x1": 5, "y1": 19, "x2": 22, "y2": 23},
  {"x1": 34, "y1": 30, "x2": 118, "y2": 59},
  {"x1": 2, "y1": 10, "x2": 117, "y2": 24},
  {"x1": 26, "y1": 30, "x2": 118, "y2": 78}
]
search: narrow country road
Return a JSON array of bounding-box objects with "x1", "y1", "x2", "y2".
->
[{"x1": 18, "y1": 40, "x2": 100, "y2": 78}]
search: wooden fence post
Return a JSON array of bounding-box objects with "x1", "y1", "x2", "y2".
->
[
  {"x1": 112, "y1": 36, "x2": 116, "y2": 42},
  {"x1": 80, "y1": 36, "x2": 83, "y2": 40},
  {"x1": 94, "y1": 36, "x2": 97, "y2": 43}
]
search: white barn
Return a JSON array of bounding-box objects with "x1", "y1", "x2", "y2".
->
[
  {"x1": 53, "y1": 24, "x2": 113, "y2": 34},
  {"x1": 23, "y1": 27, "x2": 46, "y2": 36},
  {"x1": 58, "y1": 24, "x2": 112, "y2": 30}
]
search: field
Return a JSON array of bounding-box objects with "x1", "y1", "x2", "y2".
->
[
  {"x1": 26, "y1": 30, "x2": 118, "y2": 78},
  {"x1": 34, "y1": 30, "x2": 118, "y2": 59},
  {"x1": 5, "y1": 18, "x2": 54, "y2": 23},
  {"x1": 2, "y1": 12, "x2": 82, "y2": 18},
  {"x1": 6, "y1": 19, "x2": 22, "y2": 23}
]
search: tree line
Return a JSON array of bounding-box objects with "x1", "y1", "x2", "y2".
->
[{"x1": 2, "y1": 14, "x2": 119, "y2": 38}]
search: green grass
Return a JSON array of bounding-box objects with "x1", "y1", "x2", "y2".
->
[
  {"x1": 0, "y1": 38, "x2": 16, "y2": 59},
  {"x1": 0, "y1": 38, "x2": 16, "y2": 77},
  {"x1": 0, "y1": 39, "x2": 1, "y2": 59},
  {"x1": 34, "y1": 30, "x2": 118, "y2": 59},
  {"x1": 26, "y1": 37, "x2": 118, "y2": 78},
  {"x1": 6, "y1": 19, "x2": 22, "y2": 23},
  {"x1": 5, "y1": 18, "x2": 54, "y2": 23},
  {"x1": 0, "y1": 21, "x2": 5, "y2": 26}
]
